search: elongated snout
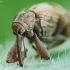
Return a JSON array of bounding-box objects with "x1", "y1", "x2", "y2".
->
[{"x1": 16, "y1": 34, "x2": 23, "y2": 67}]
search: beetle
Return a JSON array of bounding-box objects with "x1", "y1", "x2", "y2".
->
[{"x1": 6, "y1": 3, "x2": 70, "y2": 67}]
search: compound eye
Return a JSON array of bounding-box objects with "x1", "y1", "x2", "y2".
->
[
  {"x1": 18, "y1": 30, "x2": 22, "y2": 35},
  {"x1": 13, "y1": 31, "x2": 16, "y2": 35}
]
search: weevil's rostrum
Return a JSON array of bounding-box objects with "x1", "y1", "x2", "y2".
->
[{"x1": 6, "y1": 3, "x2": 70, "y2": 67}]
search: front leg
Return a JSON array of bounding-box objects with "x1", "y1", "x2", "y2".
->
[
  {"x1": 6, "y1": 39, "x2": 28, "y2": 63},
  {"x1": 41, "y1": 34, "x2": 66, "y2": 42},
  {"x1": 41, "y1": 34, "x2": 66, "y2": 50},
  {"x1": 33, "y1": 33, "x2": 50, "y2": 60},
  {"x1": 32, "y1": 45, "x2": 41, "y2": 58}
]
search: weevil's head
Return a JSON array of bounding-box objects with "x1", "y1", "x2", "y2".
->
[{"x1": 12, "y1": 11, "x2": 35, "y2": 37}]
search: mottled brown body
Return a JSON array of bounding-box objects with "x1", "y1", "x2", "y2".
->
[
  {"x1": 28, "y1": 3, "x2": 70, "y2": 49},
  {"x1": 29, "y1": 3, "x2": 70, "y2": 37},
  {"x1": 6, "y1": 3, "x2": 70, "y2": 67}
]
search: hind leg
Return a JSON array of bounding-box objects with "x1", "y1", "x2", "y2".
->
[
  {"x1": 41, "y1": 34, "x2": 66, "y2": 50},
  {"x1": 47, "y1": 22, "x2": 70, "y2": 50}
]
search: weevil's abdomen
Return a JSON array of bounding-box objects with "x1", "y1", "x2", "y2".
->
[
  {"x1": 28, "y1": 3, "x2": 69, "y2": 37},
  {"x1": 29, "y1": 3, "x2": 67, "y2": 18},
  {"x1": 28, "y1": 3, "x2": 59, "y2": 37}
]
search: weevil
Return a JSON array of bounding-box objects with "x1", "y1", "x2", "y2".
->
[{"x1": 6, "y1": 3, "x2": 70, "y2": 67}]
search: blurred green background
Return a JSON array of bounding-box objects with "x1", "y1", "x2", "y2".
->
[
  {"x1": 0, "y1": 0, "x2": 70, "y2": 44},
  {"x1": 0, "y1": 0, "x2": 70, "y2": 70}
]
